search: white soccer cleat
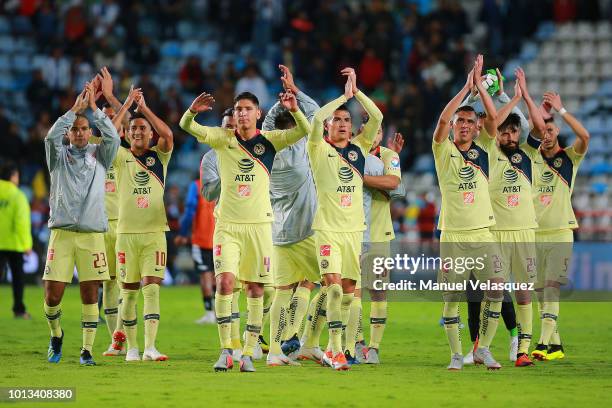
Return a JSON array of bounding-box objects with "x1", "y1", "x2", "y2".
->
[
  {"x1": 321, "y1": 350, "x2": 333, "y2": 368},
  {"x1": 195, "y1": 311, "x2": 217, "y2": 324},
  {"x1": 286, "y1": 349, "x2": 300, "y2": 361},
  {"x1": 463, "y1": 350, "x2": 475, "y2": 365},
  {"x1": 102, "y1": 343, "x2": 126, "y2": 356},
  {"x1": 355, "y1": 342, "x2": 367, "y2": 363},
  {"x1": 232, "y1": 348, "x2": 243, "y2": 361},
  {"x1": 474, "y1": 347, "x2": 502, "y2": 370},
  {"x1": 266, "y1": 353, "x2": 301, "y2": 367},
  {"x1": 125, "y1": 348, "x2": 141, "y2": 361},
  {"x1": 142, "y1": 347, "x2": 168, "y2": 361},
  {"x1": 509, "y1": 336, "x2": 518, "y2": 362},
  {"x1": 297, "y1": 346, "x2": 324, "y2": 363},
  {"x1": 252, "y1": 342, "x2": 263, "y2": 360},
  {"x1": 365, "y1": 348, "x2": 380, "y2": 364},
  {"x1": 447, "y1": 353, "x2": 464, "y2": 370}
]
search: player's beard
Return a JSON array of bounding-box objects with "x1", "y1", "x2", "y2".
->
[{"x1": 500, "y1": 142, "x2": 518, "y2": 156}]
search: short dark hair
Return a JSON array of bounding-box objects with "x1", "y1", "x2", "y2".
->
[
  {"x1": 498, "y1": 113, "x2": 521, "y2": 133},
  {"x1": 362, "y1": 113, "x2": 384, "y2": 131},
  {"x1": 335, "y1": 104, "x2": 350, "y2": 114},
  {"x1": 234, "y1": 92, "x2": 259, "y2": 107},
  {"x1": 274, "y1": 111, "x2": 296, "y2": 130},
  {"x1": 0, "y1": 160, "x2": 18, "y2": 181},
  {"x1": 222, "y1": 108, "x2": 234, "y2": 117},
  {"x1": 74, "y1": 114, "x2": 90, "y2": 125},
  {"x1": 129, "y1": 112, "x2": 152, "y2": 127},
  {"x1": 455, "y1": 106, "x2": 476, "y2": 115},
  {"x1": 544, "y1": 117, "x2": 556, "y2": 124}
]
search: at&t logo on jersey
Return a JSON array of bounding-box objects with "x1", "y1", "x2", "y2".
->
[
  {"x1": 457, "y1": 166, "x2": 477, "y2": 190},
  {"x1": 133, "y1": 171, "x2": 152, "y2": 194},
  {"x1": 235, "y1": 158, "x2": 255, "y2": 181},
  {"x1": 337, "y1": 166, "x2": 355, "y2": 193},
  {"x1": 502, "y1": 169, "x2": 521, "y2": 193}
]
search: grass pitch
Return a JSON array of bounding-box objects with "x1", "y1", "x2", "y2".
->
[{"x1": 0, "y1": 286, "x2": 611, "y2": 407}]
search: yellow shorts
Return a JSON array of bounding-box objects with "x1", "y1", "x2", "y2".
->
[
  {"x1": 273, "y1": 235, "x2": 320, "y2": 287},
  {"x1": 213, "y1": 222, "x2": 273, "y2": 285},
  {"x1": 438, "y1": 228, "x2": 502, "y2": 288},
  {"x1": 104, "y1": 219, "x2": 118, "y2": 278},
  {"x1": 361, "y1": 241, "x2": 391, "y2": 290},
  {"x1": 43, "y1": 229, "x2": 109, "y2": 283},
  {"x1": 535, "y1": 229, "x2": 573, "y2": 288},
  {"x1": 116, "y1": 232, "x2": 167, "y2": 284},
  {"x1": 314, "y1": 230, "x2": 362, "y2": 282},
  {"x1": 491, "y1": 229, "x2": 537, "y2": 284}
]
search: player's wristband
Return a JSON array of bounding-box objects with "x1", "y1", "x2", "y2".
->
[{"x1": 558, "y1": 107, "x2": 567, "y2": 116}]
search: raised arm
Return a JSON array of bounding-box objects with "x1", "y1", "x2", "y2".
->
[
  {"x1": 433, "y1": 68, "x2": 474, "y2": 143},
  {"x1": 516, "y1": 67, "x2": 546, "y2": 138},
  {"x1": 87, "y1": 81, "x2": 120, "y2": 169},
  {"x1": 45, "y1": 89, "x2": 87, "y2": 171},
  {"x1": 544, "y1": 92, "x2": 590, "y2": 154},
  {"x1": 179, "y1": 92, "x2": 229, "y2": 148},
  {"x1": 265, "y1": 90, "x2": 311, "y2": 150},
  {"x1": 495, "y1": 80, "x2": 523, "y2": 128},
  {"x1": 473, "y1": 55, "x2": 497, "y2": 136},
  {"x1": 135, "y1": 93, "x2": 173, "y2": 153},
  {"x1": 112, "y1": 86, "x2": 141, "y2": 131},
  {"x1": 310, "y1": 75, "x2": 352, "y2": 144}
]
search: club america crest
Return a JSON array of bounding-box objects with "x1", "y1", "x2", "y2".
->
[
  {"x1": 511, "y1": 153, "x2": 522, "y2": 164},
  {"x1": 146, "y1": 157, "x2": 156, "y2": 167},
  {"x1": 348, "y1": 151, "x2": 358, "y2": 162},
  {"x1": 254, "y1": 143, "x2": 265, "y2": 155},
  {"x1": 467, "y1": 149, "x2": 479, "y2": 160},
  {"x1": 553, "y1": 158, "x2": 563, "y2": 168}
]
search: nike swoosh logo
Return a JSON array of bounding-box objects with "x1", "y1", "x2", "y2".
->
[
  {"x1": 228, "y1": 146, "x2": 234, "y2": 149},
  {"x1": 450, "y1": 154, "x2": 458, "y2": 158},
  {"x1": 328, "y1": 154, "x2": 336, "y2": 158},
  {"x1": 97, "y1": 271, "x2": 105, "y2": 274},
  {"x1": 498, "y1": 158, "x2": 507, "y2": 161},
  {"x1": 126, "y1": 160, "x2": 135, "y2": 163},
  {"x1": 155, "y1": 268, "x2": 163, "y2": 272}
]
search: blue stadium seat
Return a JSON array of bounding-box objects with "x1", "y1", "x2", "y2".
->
[
  {"x1": 0, "y1": 16, "x2": 10, "y2": 34},
  {"x1": 161, "y1": 41, "x2": 182, "y2": 58}
]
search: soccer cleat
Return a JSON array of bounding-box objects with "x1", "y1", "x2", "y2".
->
[
  {"x1": 252, "y1": 342, "x2": 263, "y2": 360},
  {"x1": 266, "y1": 353, "x2": 301, "y2": 366},
  {"x1": 143, "y1": 348, "x2": 168, "y2": 361},
  {"x1": 509, "y1": 336, "x2": 518, "y2": 362},
  {"x1": 287, "y1": 349, "x2": 300, "y2": 361},
  {"x1": 258, "y1": 335, "x2": 270, "y2": 354},
  {"x1": 80, "y1": 349, "x2": 96, "y2": 366},
  {"x1": 102, "y1": 343, "x2": 126, "y2": 356},
  {"x1": 297, "y1": 346, "x2": 324, "y2": 363},
  {"x1": 232, "y1": 348, "x2": 243, "y2": 361},
  {"x1": 112, "y1": 330, "x2": 126, "y2": 352},
  {"x1": 546, "y1": 344, "x2": 565, "y2": 360},
  {"x1": 281, "y1": 334, "x2": 301, "y2": 356},
  {"x1": 47, "y1": 331, "x2": 64, "y2": 363},
  {"x1": 213, "y1": 349, "x2": 233, "y2": 371},
  {"x1": 331, "y1": 352, "x2": 350, "y2": 371},
  {"x1": 321, "y1": 350, "x2": 333, "y2": 367},
  {"x1": 14, "y1": 311, "x2": 32, "y2": 320},
  {"x1": 194, "y1": 311, "x2": 216, "y2": 324},
  {"x1": 355, "y1": 341, "x2": 367, "y2": 363},
  {"x1": 531, "y1": 344, "x2": 548, "y2": 361},
  {"x1": 447, "y1": 353, "x2": 463, "y2": 370},
  {"x1": 344, "y1": 351, "x2": 360, "y2": 365},
  {"x1": 125, "y1": 348, "x2": 141, "y2": 361},
  {"x1": 240, "y1": 355, "x2": 256, "y2": 372},
  {"x1": 365, "y1": 348, "x2": 380, "y2": 364},
  {"x1": 515, "y1": 353, "x2": 535, "y2": 367},
  {"x1": 463, "y1": 350, "x2": 475, "y2": 365},
  {"x1": 474, "y1": 347, "x2": 502, "y2": 370}
]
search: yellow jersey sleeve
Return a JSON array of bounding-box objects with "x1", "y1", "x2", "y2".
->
[
  {"x1": 262, "y1": 110, "x2": 310, "y2": 151},
  {"x1": 351, "y1": 91, "x2": 383, "y2": 155},
  {"x1": 369, "y1": 147, "x2": 401, "y2": 242},
  {"x1": 179, "y1": 110, "x2": 233, "y2": 148}
]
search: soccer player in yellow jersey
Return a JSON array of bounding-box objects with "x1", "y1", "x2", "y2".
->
[
  {"x1": 308, "y1": 68, "x2": 383, "y2": 371},
  {"x1": 472, "y1": 72, "x2": 548, "y2": 367},
  {"x1": 432, "y1": 55, "x2": 505, "y2": 370},
  {"x1": 524, "y1": 90, "x2": 590, "y2": 361},
  {"x1": 180, "y1": 90, "x2": 311, "y2": 372},
  {"x1": 111, "y1": 87, "x2": 174, "y2": 362}
]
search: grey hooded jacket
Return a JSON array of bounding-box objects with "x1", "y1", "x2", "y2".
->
[{"x1": 45, "y1": 109, "x2": 120, "y2": 232}]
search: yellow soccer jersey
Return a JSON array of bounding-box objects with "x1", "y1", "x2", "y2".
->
[
  {"x1": 113, "y1": 145, "x2": 172, "y2": 233},
  {"x1": 179, "y1": 109, "x2": 310, "y2": 224},
  {"x1": 432, "y1": 130, "x2": 495, "y2": 231},
  {"x1": 370, "y1": 146, "x2": 401, "y2": 241},
  {"x1": 478, "y1": 134, "x2": 538, "y2": 231},
  {"x1": 528, "y1": 143, "x2": 585, "y2": 231},
  {"x1": 104, "y1": 164, "x2": 119, "y2": 221},
  {"x1": 307, "y1": 92, "x2": 382, "y2": 232}
]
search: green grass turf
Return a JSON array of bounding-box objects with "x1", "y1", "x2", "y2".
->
[{"x1": 0, "y1": 285, "x2": 611, "y2": 407}]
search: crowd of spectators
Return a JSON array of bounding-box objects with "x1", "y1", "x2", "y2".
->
[{"x1": 0, "y1": 0, "x2": 610, "y2": 278}]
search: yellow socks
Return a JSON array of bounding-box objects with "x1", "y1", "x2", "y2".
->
[
  {"x1": 369, "y1": 300, "x2": 387, "y2": 349},
  {"x1": 44, "y1": 302, "x2": 62, "y2": 338},
  {"x1": 478, "y1": 300, "x2": 502, "y2": 348},
  {"x1": 243, "y1": 297, "x2": 263, "y2": 357},
  {"x1": 345, "y1": 296, "x2": 361, "y2": 355},
  {"x1": 215, "y1": 293, "x2": 233, "y2": 350},
  {"x1": 516, "y1": 303, "x2": 533, "y2": 354},
  {"x1": 103, "y1": 279, "x2": 120, "y2": 338},
  {"x1": 443, "y1": 301, "x2": 461, "y2": 354},
  {"x1": 326, "y1": 284, "x2": 343, "y2": 354},
  {"x1": 269, "y1": 288, "x2": 292, "y2": 354},
  {"x1": 121, "y1": 288, "x2": 139, "y2": 350},
  {"x1": 304, "y1": 287, "x2": 327, "y2": 348},
  {"x1": 142, "y1": 284, "x2": 160, "y2": 350},
  {"x1": 231, "y1": 290, "x2": 242, "y2": 350},
  {"x1": 81, "y1": 303, "x2": 98, "y2": 352},
  {"x1": 286, "y1": 286, "x2": 310, "y2": 339}
]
